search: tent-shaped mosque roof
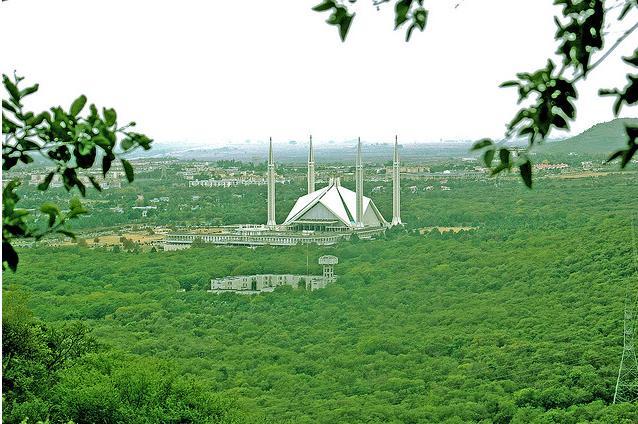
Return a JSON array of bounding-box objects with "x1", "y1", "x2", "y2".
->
[{"x1": 283, "y1": 178, "x2": 387, "y2": 228}]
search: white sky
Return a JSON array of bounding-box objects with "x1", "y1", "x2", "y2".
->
[{"x1": 2, "y1": 0, "x2": 636, "y2": 145}]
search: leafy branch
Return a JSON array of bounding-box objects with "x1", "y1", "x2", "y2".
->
[
  {"x1": 313, "y1": 0, "x2": 428, "y2": 41},
  {"x1": 312, "y1": 0, "x2": 637, "y2": 186},
  {"x1": 312, "y1": 0, "x2": 355, "y2": 41},
  {"x1": 472, "y1": 0, "x2": 638, "y2": 187},
  {"x1": 2, "y1": 73, "x2": 153, "y2": 271}
]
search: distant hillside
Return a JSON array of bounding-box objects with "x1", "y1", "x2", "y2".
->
[{"x1": 541, "y1": 117, "x2": 638, "y2": 155}]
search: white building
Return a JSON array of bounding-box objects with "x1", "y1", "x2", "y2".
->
[
  {"x1": 282, "y1": 177, "x2": 387, "y2": 231},
  {"x1": 208, "y1": 255, "x2": 338, "y2": 294},
  {"x1": 164, "y1": 136, "x2": 403, "y2": 249},
  {"x1": 282, "y1": 136, "x2": 400, "y2": 231}
]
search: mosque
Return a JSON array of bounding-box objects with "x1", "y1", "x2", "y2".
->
[{"x1": 163, "y1": 137, "x2": 403, "y2": 250}]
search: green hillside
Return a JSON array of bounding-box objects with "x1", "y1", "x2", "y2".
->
[
  {"x1": 541, "y1": 118, "x2": 638, "y2": 155},
  {"x1": 5, "y1": 173, "x2": 638, "y2": 423}
]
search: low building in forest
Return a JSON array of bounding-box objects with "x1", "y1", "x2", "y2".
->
[{"x1": 208, "y1": 255, "x2": 338, "y2": 295}]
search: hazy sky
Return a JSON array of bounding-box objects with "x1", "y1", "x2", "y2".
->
[{"x1": 2, "y1": 0, "x2": 636, "y2": 145}]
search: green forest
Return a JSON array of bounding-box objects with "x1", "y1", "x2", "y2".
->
[{"x1": 4, "y1": 171, "x2": 638, "y2": 423}]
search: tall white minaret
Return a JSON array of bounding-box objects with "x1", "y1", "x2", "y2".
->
[
  {"x1": 267, "y1": 137, "x2": 276, "y2": 228},
  {"x1": 355, "y1": 137, "x2": 364, "y2": 227},
  {"x1": 307, "y1": 135, "x2": 315, "y2": 194},
  {"x1": 391, "y1": 135, "x2": 402, "y2": 226}
]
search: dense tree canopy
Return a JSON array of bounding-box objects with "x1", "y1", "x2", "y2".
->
[{"x1": 4, "y1": 172, "x2": 638, "y2": 422}]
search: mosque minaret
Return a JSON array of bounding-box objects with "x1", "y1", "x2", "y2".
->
[
  {"x1": 267, "y1": 137, "x2": 276, "y2": 228},
  {"x1": 355, "y1": 137, "x2": 364, "y2": 228},
  {"x1": 391, "y1": 135, "x2": 403, "y2": 227},
  {"x1": 164, "y1": 136, "x2": 403, "y2": 250},
  {"x1": 307, "y1": 135, "x2": 316, "y2": 195}
]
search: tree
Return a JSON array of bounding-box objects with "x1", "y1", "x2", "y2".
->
[
  {"x1": 2, "y1": 73, "x2": 153, "y2": 271},
  {"x1": 2, "y1": 293, "x2": 98, "y2": 421},
  {"x1": 314, "y1": 0, "x2": 638, "y2": 187},
  {"x1": 192, "y1": 236, "x2": 207, "y2": 248},
  {"x1": 121, "y1": 237, "x2": 136, "y2": 251}
]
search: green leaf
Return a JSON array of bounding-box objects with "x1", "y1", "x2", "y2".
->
[
  {"x1": 19, "y1": 154, "x2": 33, "y2": 164},
  {"x1": 70, "y1": 95, "x2": 87, "y2": 116},
  {"x1": 28, "y1": 111, "x2": 50, "y2": 126},
  {"x1": 102, "y1": 156, "x2": 113, "y2": 177},
  {"x1": 606, "y1": 150, "x2": 624, "y2": 164},
  {"x1": 406, "y1": 23, "x2": 417, "y2": 42},
  {"x1": 69, "y1": 197, "x2": 83, "y2": 211},
  {"x1": 75, "y1": 178, "x2": 86, "y2": 196},
  {"x1": 312, "y1": 0, "x2": 335, "y2": 12},
  {"x1": 338, "y1": 12, "x2": 354, "y2": 42},
  {"x1": 121, "y1": 137, "x2": 135, "y2": 151},
  {"x1": 3, "y1": 75, "x2": 21, "y2": 103},
  {"x1": 413, "y1": 8, "x2": 427, "y2": 30},
  {"x1": 519, "y1": 159, "x2": 533, "y2": 188},
  {"x1": 103, "y1": 108, "x2": 117, "y2": 127},
  {"x1": 395, "y1": 0, "x2": 412, "y2": 29},
  {"x1": 2, "y1": 241, "x2": 19, "y2": 272},
  {"x1": 2, "y1": 113, "x2": 20, "y2": 134},
  {"x1": 20, "y1": 83, "x2": 39, "y2": 97},
  {"x1": 2, "y1": 99, "x2": 17, "y2": 113},
  {"x1": 68, "y1": 197, "x2": 88, "y2": 219},
  {"x1": 37, "y1": 172, "x2": 55, "y2": 191},
  {"x1": 623, "y1": 50, "x2": 638, "y2": 67},
  {"x1": 40, "y1": 202, "x2": 61, "y2": 227},
  {"x1": 619, "y1": 1, "x2": 635, "y2": 19},
  {"x1": 121, "y1": 159, "x2": 134, "y2": 183},
  {"x1": 552, "y1": 114, "x2": 568, "y2": 129},
  {"x1": 74, "y1": 146, "x2": 97, "y2": 169},
  {"x1": 500, "y1": 80, "x2": 519, "y2": 88},
  {"x1": 129, "y1": 132, "x2": 153, "y2": 150},
  {"x1": 88, "y1": 176, "x2": 103, "y2": 192},
  {"x1": 57, "y1": 229, "x2": 76, "y2": 239},
  {"x1": 471, "y1": 138, "x2": 494, "y2": 151},
  {"x1": 621, "y1": 151, "x2": 635, "y2": 168},
  {"x1": 40, "y1": 202, "x2": 61, "y2": 216},
  {"x1": 499, "y1": 148, "x2": 511, "y2": 166}
]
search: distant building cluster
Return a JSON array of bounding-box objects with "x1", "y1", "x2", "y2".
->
[
  {"x1": 534, "y1": 163, "x2": 569, "y2": 171},
  {"x1": 385, "y1": 165, "x2": 430, "y2": 175},
  {"x1": 29, "y1": 171, "x2": 125, "y2": 189},
  {"x1": 188, "y1": 177, "x2": 288, "y2": 188},
  {"x1": 177, "y1": 162, "x2": 221, "y2": 180}
]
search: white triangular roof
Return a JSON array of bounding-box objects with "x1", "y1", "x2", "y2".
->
[{"x1": 283, "y1": 180, "x2": 387, "y2": 228}]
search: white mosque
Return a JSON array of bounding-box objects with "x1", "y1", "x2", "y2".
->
[{"x1": 163, "y1": 137, "x2": 403, "y2": 250}]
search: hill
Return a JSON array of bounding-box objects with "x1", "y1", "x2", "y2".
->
[
  {"x1": 5, "y1": 173, "x2": 638, "y2": 423},
  {"x1": 541, "y1": 117, "x2": 638, "y2": 155}
]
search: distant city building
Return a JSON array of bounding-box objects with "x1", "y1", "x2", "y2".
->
[
  {"x1": 385, "y1": 165, "x2": 430, "y2": 175},
  {"x1": 534, "y1": 163, "x2": 569, "y2": 170},
  {"x1": 208, "y1": 255, "x2": 338, "y2": 294},
  {"x1": 149, "y1": 197, "x2": 170, "y2": 203},
  {"x1": 188, "y1": 177, "x2": 288, "y2": 188},
  {"x1": 132, "y1": 205, "x2": 157, "y2": 217}
]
